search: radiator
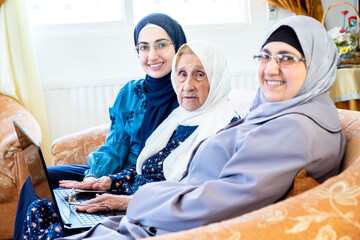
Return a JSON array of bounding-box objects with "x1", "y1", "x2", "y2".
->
[{"x1": 43, "y1": 71, "x2": 258, "y2": 141}]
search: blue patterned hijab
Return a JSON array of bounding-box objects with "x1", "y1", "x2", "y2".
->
[{"x1": 134, "y1": 13, "x2": 187, "y2": 151}]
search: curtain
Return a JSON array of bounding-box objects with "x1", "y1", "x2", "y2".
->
[
  {"x1": 0, "y1": 0, "x2": 52, "y2": 165},
  {"x1": 265, "y1": 0, "x2": 323, "y2": 22}
]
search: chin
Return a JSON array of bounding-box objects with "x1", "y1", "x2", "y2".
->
[
  {"x1": 264, "y1": 94, "x2": 280, "y2": 102},
  {"x1": 150, "y1": 71, "x2": 167, "y2": 79}
]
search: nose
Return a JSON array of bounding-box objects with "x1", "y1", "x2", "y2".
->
[
  {"x1": 183, "y1": 76, "x2": 195, "y2": 91},
  {"x1": 264, "y1": 57, "x2": 280, "y2": 75},
  {"x1": 147, "y1": 46, "x2": 158, "y2": 60}
]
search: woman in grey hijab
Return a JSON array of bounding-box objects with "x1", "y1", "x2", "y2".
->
[{"x1": 61, "y1": 15, "x2": 345, "y2": 239}]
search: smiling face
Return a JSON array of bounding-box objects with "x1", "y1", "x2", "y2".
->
[
  {"x1": 175, "y1": 53, "x2": 210, "y2": 111},
  {"x1": 258, "y1": 41, "x2": 307, "y2": 102},
  {"x1": 137, "y1": 27, "x2": 176, "y2": 78}
]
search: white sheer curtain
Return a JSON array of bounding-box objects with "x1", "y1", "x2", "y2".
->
[{"x1": 0, "y1": 0, "x2": 52, "y2": 165}]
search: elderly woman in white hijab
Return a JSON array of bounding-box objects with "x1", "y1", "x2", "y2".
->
[
  {"x1": 60, "y1": 16, "x2": 345, "y2": 239},
  {"x1": 54, "y1": 41, "x2": 237, "y2": 214}
]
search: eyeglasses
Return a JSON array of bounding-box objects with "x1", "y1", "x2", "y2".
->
[
  {"x1": 67, "y1": 188, "x2": 115, "y2": 214},
  {"x1": 253, "y1": 52, "x2": 306, "y2": 67},
  {"x1": 135, "y1": 40, "x2": 174, "y2": 56}
]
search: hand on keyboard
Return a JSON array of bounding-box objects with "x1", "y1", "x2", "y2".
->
[
  {"x1": 59, "y1": 176, "x2": 111, "y2": 191},
  {"x1": 75, "y1": 193, "x2": 131, "y2": 213}
]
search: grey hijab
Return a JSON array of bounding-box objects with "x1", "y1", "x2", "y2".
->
[{"x1": 247, "y1": 16, "x2": 339, "y2": 129}]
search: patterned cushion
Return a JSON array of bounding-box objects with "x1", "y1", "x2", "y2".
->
[{"x1": 285, "y1": 169, "x2": 319, "y2": 198}]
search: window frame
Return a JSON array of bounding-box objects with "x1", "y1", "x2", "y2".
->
[{"x1": 28, "y1": 0, "x2": 251, "y2": 37}]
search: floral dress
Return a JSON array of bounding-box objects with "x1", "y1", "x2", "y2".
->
[
  {"x1": 22, "y1": 199, "x2": 67, "y2": 240},
  {"x1": 109, "y1": 125, "x2": 198, "y2": 194},
  {"x1": 21, "y1": 125, "x2": 197, "y2": 239}
]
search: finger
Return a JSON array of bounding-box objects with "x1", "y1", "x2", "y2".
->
[
  {"x1": 86, "y1": 206, "x2": 109, "y2": 213},
  {"x1": 98, "y1": 182, "x2": 110, "y2": 191},
  {"x1": 67, "y1": 182, "x2": 93, "y2": 190},
  {"x1": 83, "y1": 196, "x2": 103, "y2": 205},
  {"x1": 75, "y1": 205, "x2": 90, "y2": 212},
  {"x1": 59, "y1": 183, "x2": 83, "y2": 189},
  {"x1": 59, "y1": 183, "x2": 76, "y2": 189},
  {"x1": 75, "y1": 205, "x2": 108, "y2": 213},
  {"x1": 59, "y1": 180, "x2": 79, "y2": 184},
  {"x1": 92, "y1": 183, "x2": 100, "y2": 191}
]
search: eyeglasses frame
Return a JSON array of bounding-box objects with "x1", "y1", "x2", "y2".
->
[
  {"x1": 253, "y1": 52, "x2": 306, "y2": 67},
  {"x1": 135, "y1": 40, "x2": 174, "y2": 56}
]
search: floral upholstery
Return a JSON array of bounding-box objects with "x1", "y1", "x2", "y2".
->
[
  {"x1": 52, "y1": 89, "x2": 360, "y2": 239},
  {"x1": 52, "y1": 124, "x2": 109, "y2": 166},
  {"x1": 0, "y1": 93, "x2": 41, "y2": 239}
]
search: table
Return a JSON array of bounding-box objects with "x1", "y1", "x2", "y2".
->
[{"x1": 328, "y1": 68, "x2": 360, "y2": 111}]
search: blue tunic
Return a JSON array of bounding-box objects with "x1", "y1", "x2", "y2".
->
[{"x1": 85, "y1": 79, "x2": 147, "y2": 178}]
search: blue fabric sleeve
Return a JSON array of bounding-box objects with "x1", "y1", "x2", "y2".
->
[{"x1": 84, "y1": 79, "x2": 146, "y2": 179}]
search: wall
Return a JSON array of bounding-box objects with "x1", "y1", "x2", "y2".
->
[
  {"x1": 34, "y1": 0, "x2": 294, "y2": 86},
  {"x1": 32, "y1": 0, "x2": 359, "y2": 141}
]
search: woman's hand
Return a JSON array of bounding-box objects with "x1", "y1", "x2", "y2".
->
[
  {"x1": 92, "y1": 176, "x2": 112, "y2": 191},
  {"x1": 59, "y1": 176, "x2": 111, "y2": 191},
  {"x1": 75, "y1": 193, "x2": 132, "y2": 213}
]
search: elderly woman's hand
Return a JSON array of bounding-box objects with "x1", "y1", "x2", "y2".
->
[{"x1": 75, "y1": 193, "x2": 132, "y2": 212}]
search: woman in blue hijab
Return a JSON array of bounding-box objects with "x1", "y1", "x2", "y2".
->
[{"x1": 13, "y1": 13, "x2": 186, "y2": 240}]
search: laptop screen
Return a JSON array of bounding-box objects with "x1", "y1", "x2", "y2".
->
[{"x1": 13, "y1": 121, "x2": 54, "y2": 201}]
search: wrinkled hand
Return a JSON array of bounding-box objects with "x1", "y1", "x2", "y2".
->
[
  {"x1": 59, "y1": 176, "x2": 111, "y2": 191},
  {"x1": 75, "y1": 193, "x2": 131, "y2": 213},
  {"x1": 92, "y1": 176, "x2": 112, "y2": 191}
]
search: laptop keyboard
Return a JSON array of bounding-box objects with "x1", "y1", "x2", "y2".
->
[{"x1": 55, "y1": 189, "x2": 115, "y2": 226}]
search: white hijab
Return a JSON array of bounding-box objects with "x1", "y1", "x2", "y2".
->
[{"x1": 136, "y1": 41, "x2": 237, "y2": 181}]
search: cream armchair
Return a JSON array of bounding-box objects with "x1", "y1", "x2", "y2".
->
[{"x1": 0, "y1": 94, "x2": 41, "y2": 239}]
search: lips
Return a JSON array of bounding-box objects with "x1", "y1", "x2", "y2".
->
[
  {"x1": 148, "y1": 62, "x2": 163, "y2": 70},
  {"x1": 183, "y1": 95, "x2": 197, "y2": 98},
  {"x1": 266, "y1": 80, "x2": 285, "y2": 85}
]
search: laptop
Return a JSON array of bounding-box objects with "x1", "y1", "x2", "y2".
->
[{"x1": 13, "y1": 121, "x2": 125, "y2": 233}]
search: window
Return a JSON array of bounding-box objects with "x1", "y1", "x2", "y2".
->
[
  {"x1": 133, "y1": 0, "x2": 250, "y2": 27},
  {"x1": 26, "y1": 0, "x2": 250, "y2": 35},
  {"x1": 26, "y1": 0, "x2": 125, "y2": 25}
]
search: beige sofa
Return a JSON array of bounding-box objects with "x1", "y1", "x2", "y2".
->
[
  {"x1": 52, "y1": 89, "x2": 360, "y2": 239},
  {"x1": 0, "y1": 94, "x2": 41, "y2": 239}
]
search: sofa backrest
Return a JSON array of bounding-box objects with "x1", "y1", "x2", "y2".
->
[{"x1": 337, "y1": 109, "x2": 360, "y2": 171}]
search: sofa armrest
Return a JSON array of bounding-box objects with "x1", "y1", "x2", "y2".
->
[
  {"x1": 0, "y1": 94, "x2": 42, "y2": 201},
  {"x1": 52, "y1": 123, "x2": 109, "y2": 166}
]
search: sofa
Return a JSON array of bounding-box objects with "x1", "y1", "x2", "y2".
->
[
  {"x1": 0, "y1": 93, "x2": 42, "y2": 239},
  {"x1": 51, "y1": 89, "x2": 360, "y2": 239}
]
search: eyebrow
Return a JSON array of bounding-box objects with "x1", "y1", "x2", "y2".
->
[
  {"x1": 262, "y1": 48, "x2": 299, "y2": 56},
  {"x1": 137, "y1": 38, "x2": 171, "y2": 45},
  {"x1": 177, "y1": 65, "x2": 205, "y2": 73}
]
